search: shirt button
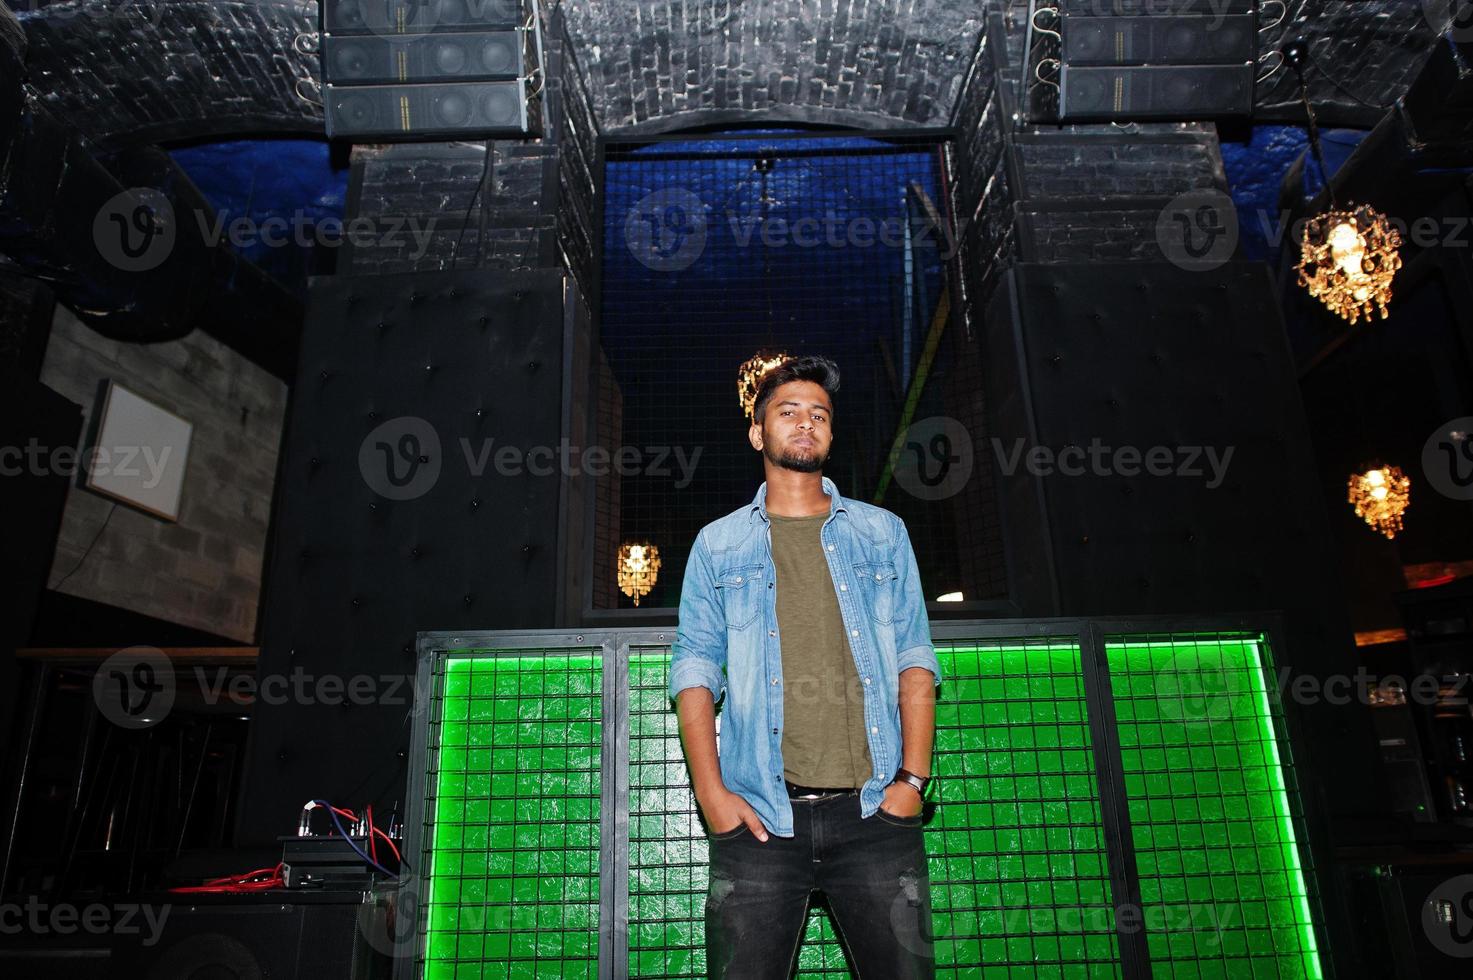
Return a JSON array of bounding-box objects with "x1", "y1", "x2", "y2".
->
[
  {"x1": 827, "y1": 544, "x2": 835, "y2": 551},
  {"x1": 874, "y1": 573, "x2": 882, "y2": 581},
  {"x1": 769, "y1": 630, "x2": 776, "y2": 636},
  {"x1": 863, "y1": 677, "x2": 871, "y2": 684},
  {"x1": 772, "y1": 728, "x2": 778, "y2": 734},
  {"x1": 851, "y1": 629, "x2": 859, "y2": 636},
  {"x1": 870, "y1": 726, "x2": 879, "y2": 734},
  {"x1": 771, "y1": 677, "x2": 779, "y2": 685},
  {"x1": 840, "y1": 584, "x2": 847, "y2": 591},
  {"x1": 735, "y1": 576, "x2": 742, "y2": 583}
]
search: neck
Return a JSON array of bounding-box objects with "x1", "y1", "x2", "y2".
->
[{"x1": 763, "y1": 468, "x2": 829, "y2": 517}]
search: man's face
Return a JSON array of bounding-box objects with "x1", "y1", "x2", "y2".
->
[{"x1": 750, "y1": 380, "x2": 833, "y2": 474}]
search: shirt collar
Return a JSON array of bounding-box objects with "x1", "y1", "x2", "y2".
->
[{"x1": 748, "y1": 474, "x2": 847, "y2": 525}]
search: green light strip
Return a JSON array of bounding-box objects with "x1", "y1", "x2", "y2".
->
[
  {"x1": 1108, "y1": 635, "x2": 1323, "y2": 978},
  {"x1": 1246, "y1": 641, "x2": 1323, "y2": 980}
]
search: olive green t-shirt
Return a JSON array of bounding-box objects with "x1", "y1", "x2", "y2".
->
[{"x1": 769, "y1": 512, "x2": 873, "y2": 788}]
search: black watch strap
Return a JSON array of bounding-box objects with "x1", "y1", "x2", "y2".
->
[{"x1": 892, "y1": 767, "x2": 930, "y2": 797}]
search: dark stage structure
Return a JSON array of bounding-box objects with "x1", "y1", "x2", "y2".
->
[{"x1": 3, "y1": 1, "x2": 1473, "y2": 978}]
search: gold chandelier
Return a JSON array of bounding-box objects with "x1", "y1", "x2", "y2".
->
[
  {"x1": 1296, "y1": 204, "x2": 1402, "y2": 324},
  {"x1": 737, "y1": 350, "x2": 789, "y2": 421},
  {"x1": 617, "y1": 540, "x2": 662, "y2": 606},
  {"x1": 1347, "y1": 464, "x2": 1410, "y2": 540}
]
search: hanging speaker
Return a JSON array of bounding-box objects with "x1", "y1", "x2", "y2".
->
[
  {"x1": 1058, "y1": 64, "x2": 1253, "y2": 121},
  {"x1": 323, "y1": 0, "x2": 521, "y2": 34},
  {"x1": 319, "y1": 0, "x2": 538, "y2": 141},
  {"x1": 323, "y1": 31, "x2": 522, "y2": 84},
  {"x1": 324, "y1": 79, "x2": 530, "y2": 139},
  {"x1": 1061, "y1": 14, "x2": 1255, "y2": 66},
  {"x1": 1057, "y1": 0, "x2": 1256, "y2": 13}
]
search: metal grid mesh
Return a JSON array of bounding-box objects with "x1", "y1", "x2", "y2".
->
[
  {"x1": 1106, "y1": 633, "x2": 1324, "y2": 979},
  {"x1": 409, "y1": 628, "x2": 1327, "y2": 978},
  {"x1": 931, "y1": 639, "x2": 1122, "y2": 978},
  {"x1": 628, "y1": 648, "x2": 706, "y2": 977},
  {"x1": 626, "y1": 639, "x2": 1123, "y2": 978},
  {"x1": 596, "y1": 131, "x2": 1004, "y2": 612},
  {"x1": 419, "y1": 651, "x2": 604, "y2": 979}
]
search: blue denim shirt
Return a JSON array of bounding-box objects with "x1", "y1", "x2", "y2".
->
[{"x1": 668, "y1": 475, "x2": 943, "y2": 837}]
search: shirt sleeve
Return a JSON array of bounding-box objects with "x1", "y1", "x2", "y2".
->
[
  {"x1": 892, "y1": 516, "x2": 943, "y2": 687},
  {"x1": 668, "y1": 528, "x2": 729, "y2": 704}
]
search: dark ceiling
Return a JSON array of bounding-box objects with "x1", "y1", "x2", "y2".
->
[{"x1": 0, "y1": 0, "x2": 1450, "y2": 308}]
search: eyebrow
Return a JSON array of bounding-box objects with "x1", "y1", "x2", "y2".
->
[{"x1": 776, "y1": 399, "x2": 832, "y2": 414}]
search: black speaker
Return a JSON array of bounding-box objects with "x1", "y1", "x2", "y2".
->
[
  {"x1": 233, "y1": 268, "x2": 595, "y2": 846},
  {"x1": 1061, "y1": 14, "x2": 1255, "y2": 65},
  {"x1": 1058, "y1": 0, "x2": 1255, "y2": 13},
  {"x1": 324, "y1": 79, "x2": 529, "y2": 139},
  {"x1": 324, "y1": 31, "x2": 522, "y2": 84},
  {"x1": 107, "y1": 889, "x2": 392, "y2": 979},
  {"x1": 1058, "y1": 63, "x2": 1252, "y2": 120},
  {"x1": 1402, "y1": 34, "x2": 1473, "y2": 143},
  {"x1": 323, "y1": 0, "x2": 521, "y2": 34},
  {"x1": 320, "y1": 0, "x2": 536, "y2": 141}
]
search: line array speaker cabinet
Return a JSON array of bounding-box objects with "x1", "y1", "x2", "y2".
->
[
  {"x1": 1061, "y1": 14, "x2": 1255, "y2": 65},
  {"x1": 1059, "y1": 63, "x2": 1253, "y2": 121},
  {"x1": 320, "y1": 0, "x2": 538, "y2": 141},
  {"x1": 323, "y1": 31, "x2": 523, "y2": 85},
  {"x1": 1057, "y1": 0, "x2": 1255, "y2": 13},
  {"x1": 324, "y1": 0, "x2": 522, "y2": 33},
  {"x1": 325, "y1": 79, "x2": 529, "y2": 139},
  {"x1": 1056, "y1": 0, "x2": 1255, "y2": 121}
]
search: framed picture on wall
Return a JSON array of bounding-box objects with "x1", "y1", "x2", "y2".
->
[{"x1": 83, "y1": 380, "x2": 193, "y2": 522}]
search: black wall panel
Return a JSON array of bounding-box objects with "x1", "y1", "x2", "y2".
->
[
  {"x1": 1, "y1": 370, "x2": 80, "y2": 748},
  {"x1": 983, "y1": 260, "x2": 1381, "y2": 835},
  {"x1": 985, "y1": 262, "x2": 1333, "y2": 620},
  {"x1": 235, "y1": 267, "x2": 578, "y2": 844}
]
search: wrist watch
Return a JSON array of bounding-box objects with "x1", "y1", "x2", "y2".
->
[{"x1": 891, "y1": 767, "x2": 932, "y2": 798}]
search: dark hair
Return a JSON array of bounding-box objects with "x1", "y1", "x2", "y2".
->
[{"x1": 752, "y1": 355, "x2": 840, "y2": 425}]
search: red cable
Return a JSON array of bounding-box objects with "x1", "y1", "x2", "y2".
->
[
  {"x1": 372, "y1": 826, "x2": 402, "y2": 864},
  {"x1": 367, "y1": 804, "x2": 378, "y2": 863},
  {"x1": 170, "y1": 863, "x2": 285, "y2": 893}
]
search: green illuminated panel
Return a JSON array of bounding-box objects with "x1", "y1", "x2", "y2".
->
[
  {"x1": 410, "y1": 629, "x2": 1326, "y2": 980},
  {"x1": 422, "y1": 652, "x2": 603, "y2": 980},
  {"x1": 629, "y1": 650, "x2": 707, "y2": 977},
  {"x1": 1107, "y1": 634, "x2": 1323, "y2": 980},
  {"x1": 933, "y1": 641, "x2": 1122, "y2": 980},
  {"x1": 628, "y1": 641, "x2": 1122, "y2": 979}
]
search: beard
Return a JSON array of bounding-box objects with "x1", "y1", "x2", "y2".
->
[{"x1": 765, "y1": 438, "x2": 826, "y2": 474}]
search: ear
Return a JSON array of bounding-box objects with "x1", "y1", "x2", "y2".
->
[{"x1": 748, "y1": 417, "x2": 763, "y2": 451}]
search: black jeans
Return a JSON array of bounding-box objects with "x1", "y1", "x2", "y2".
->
[{"x1": 704, "y1": 790, "x2": 935, "y2": 979}]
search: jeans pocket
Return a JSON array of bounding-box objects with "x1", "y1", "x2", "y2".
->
[
  {"x1": 875, "y1": 806, "x2": 923, "y2": 828},
  {"x1": 709, "y1": 821, "x2": 751, "y2": 841}
]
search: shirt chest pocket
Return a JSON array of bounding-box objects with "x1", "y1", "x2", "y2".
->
[
  {"x1": 852, "y1": 560, "x2": 899, "y2": 625},
  {"x1": 715, "y1": 563, "x2": 763, "y2": 630}
]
